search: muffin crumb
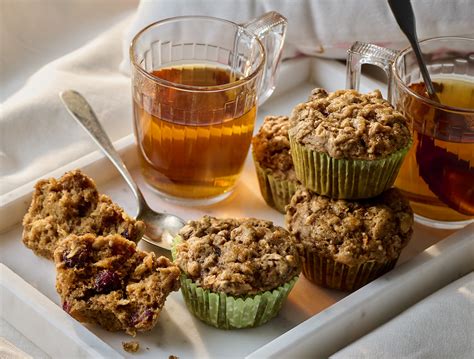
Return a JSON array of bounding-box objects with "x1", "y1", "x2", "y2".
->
[{"x1": 122, "y1": 341, "x2": 140, "y2": 353}]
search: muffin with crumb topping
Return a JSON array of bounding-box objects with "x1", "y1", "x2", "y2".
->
[
  {"x1": 172, "y1": 215, "x2": 301, "y2": 329},
  {"x1": 286, "y1": 188, "x2": 413, "y2": 291},
  {"x1": 252, "y1": 115, "x2": 299, "y2": 213},
  {"x1": 289, "y1": 88, "x2": 411, "y2": 199}
]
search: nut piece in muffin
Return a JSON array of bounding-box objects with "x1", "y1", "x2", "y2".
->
[
  {"x1": 173, "y1": 215, "x2": 301, "y2": 329},
  {"x1": 22, "y1": 170, "x2": 145, "y2": 259},
  {"x1": 54, "y1": 233, "x2": 180, "y2": 336},
  {"x1": 252, "y1": 116, "x2": 299, "y2": 213},
  {"x1": 288, "y1": 88, "x2": 412, "y2": 199},
  {"x1": 286, "y1": 188, "x2": 413, "y2": 291}
]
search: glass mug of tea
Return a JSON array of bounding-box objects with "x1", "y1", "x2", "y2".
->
[
  {"x1": 130, "y1": 13, "x2": 287, "y2": 204},
  {"x1": 347, "y1": 37, "x2": 474, "y2": 229}
]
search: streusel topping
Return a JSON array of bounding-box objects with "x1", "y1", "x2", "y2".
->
[
  {"x1": 289, "y1": 88, "x2": 411, "y2": 160},
  {"x1": 252, "y1": 116, "x2": 296, "y2": 181},
  {"x1": 174, "y1": 216, "x2": 300, "y2": 296},
  {"x1": 286, "y1": 188, "x2": 413, "y2": 266}
]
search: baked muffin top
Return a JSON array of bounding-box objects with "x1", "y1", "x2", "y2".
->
[
  {"x1": 289, "y1": 88, "x2": 411, "y2": 160},
  {"x1": 286, "y1": 188, "x2": 413, "y2": 266},
  {"x1": 252, "y1": 116, "x2": 297, "y2": 181},
  {"x1": 174, "y1": 216, "x2": 301, "y2": 296}
]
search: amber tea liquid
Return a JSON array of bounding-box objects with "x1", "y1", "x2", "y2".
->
[
  {"x1": 395, "y1": 77, "x2": 474, "y2": 222},
  {"x1": 133, "y1": 65, "x2": 257, "y2": 200}
]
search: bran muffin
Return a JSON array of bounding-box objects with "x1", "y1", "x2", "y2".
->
[
  {"x1": 172, "y1": 215, "x2": 301, "y2": 329},
  {"x1": 22, "y1": 170, "x2": 145, "y2": 259},
  {"x1": 54, "y1": 233, "x2": 180, "y2": 336},
  {"x1": 289, "y1": 88, "x2": 411, "y2": 199},
  {"x1": 286, "y1": 188, "x2": 413, "y2": 291},
  {"x1": 252, "y1": 116, "x2": 299, "y2": 213}
]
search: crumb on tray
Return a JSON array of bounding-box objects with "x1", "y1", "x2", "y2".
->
[{"x1": 122, "y1": 340, "x2": 140, "y2": 353}]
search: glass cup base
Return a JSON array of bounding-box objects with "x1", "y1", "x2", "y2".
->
[
  {"x1": 144, "y1": 182, "x2": 235, "y2": 207},
  {"x1": 414, "y1": 214, "x2": 473, "y2": 230}
]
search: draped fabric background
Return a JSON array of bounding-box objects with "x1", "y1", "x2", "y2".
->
[
  {"x1": 1, "y1": 0, "x2": 138, "y2": 196},
  {"x1": 121, "y1": 0, "x2": 474, "y2": 71}
]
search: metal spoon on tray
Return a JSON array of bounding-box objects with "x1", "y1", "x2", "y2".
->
[
  {"x1": 388, "y1": 0, "x2": 440, "y2": 102},
  {"x1": 60, "y1": 90, "x2": 184, "y2": 253}
]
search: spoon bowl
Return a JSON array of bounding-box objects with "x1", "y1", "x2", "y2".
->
[
  {"x1": 138, "y1": 207, "x2": 184, "y2": 249},
  {"x1": 60, "y1": 90, "x2": 185, "y2": 252}
]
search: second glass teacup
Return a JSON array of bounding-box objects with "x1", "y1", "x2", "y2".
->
[
  {"x1": 130, "y1": 13, "x2": 287, "y2": 205},
  {"x1": 347, "y1": 37, "x2": 474, "y2": 229}
]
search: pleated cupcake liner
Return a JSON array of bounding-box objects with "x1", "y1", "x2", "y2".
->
[
  {"x1": 179, "y1": 274, "x2": 298, "y2": 329},
  {"x1": 172, "y1": 236, "x2": 298, "y2": 329},
  {"x1": 253, "y1": 159, "x2": 298, "y2": 213},
  {"x1": 301, "y1": 249, "x2": 398, "y2": 292},
  {"x1": 289, "y1": 137, "x2": 411, "y2": 199}
]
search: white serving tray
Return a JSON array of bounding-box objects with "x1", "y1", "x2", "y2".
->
[
  {"x1": 0, "y1": 264, "x2": 121, "y2": 358},
  {"x1": 1, "y1": 57, "x2": 472, "y2": 358}
]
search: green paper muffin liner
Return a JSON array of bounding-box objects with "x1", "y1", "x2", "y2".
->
[
  {"x1": 301, "y1": 249, "x2": 398, "y2": 292},
  {"x1": 289, "y1": 137, "x2": 411, "y2": 199},
  {"x1": 253, "y1": 158, "x2": 298, "y2": 213},
  {"x1": 172, "y1": 237, "x2": 298, "y2": 329}
]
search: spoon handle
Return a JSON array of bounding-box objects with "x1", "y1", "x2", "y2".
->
[
  {"x1": 60, "y1": 90, "x2": 147, "y2": 209},
  {"x1": 387, "y1": 0, "x2": 439, "y2": 101}
]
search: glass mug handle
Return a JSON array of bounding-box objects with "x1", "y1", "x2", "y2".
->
[
  {"x1": 346, "y1": 42, "x2": 398, "y2": 102},
  {"x1": 243, "y1": 11, "x2": 287, "y2": 104}
]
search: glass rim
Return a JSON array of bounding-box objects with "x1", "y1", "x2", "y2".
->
[
  {"x1": 393, "y1": 36, "x2": 474, "y2": 113},
  {"x1": 129, "y1": 15, "x2": 266, "y2": 92}
]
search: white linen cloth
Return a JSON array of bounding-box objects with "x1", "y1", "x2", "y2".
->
[
  {"x1": 333, "y1": 272, "x2": 474, "y2": 359},
  {"x1": 1, "y1": 0, "x2": 139, "y2": 198},
  {"x1": 0, "y1": 323, "x2": 44, "y2": 359},
  {"x1": 121, "y1": 0, "x2": 474, "y2": 71},
  {"x1": 0, "y1": 19, "x2": 134, "y2": 198}
]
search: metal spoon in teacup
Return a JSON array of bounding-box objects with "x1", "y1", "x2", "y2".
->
[
  {"x1": 388, "y1": 0, "x2": 440, "y2": 102},
  {"x1": 60, "y1": 90, "x2": 185, "y2": 255}
]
